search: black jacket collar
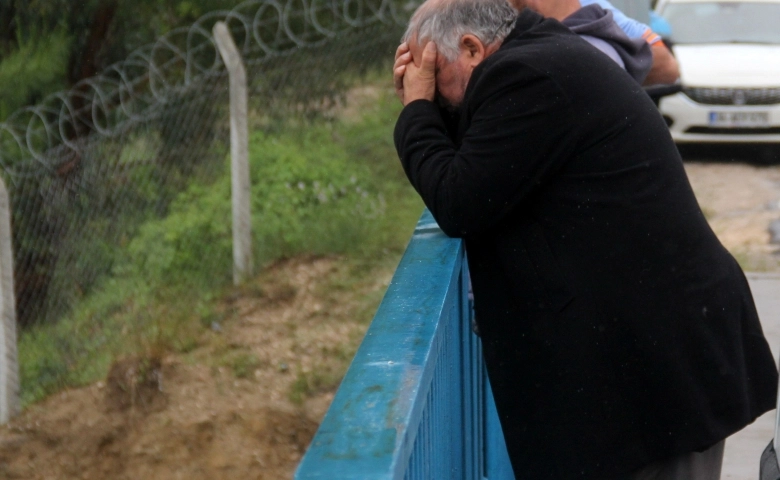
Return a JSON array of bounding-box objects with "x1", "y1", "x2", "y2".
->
[{"x1": 502, "y1": 8, "x2": 547, "y2": 45}]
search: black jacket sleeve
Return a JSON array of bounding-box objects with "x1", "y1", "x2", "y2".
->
[{"x1": 394, "y1": 63, "x2": 575, "y2": 238}]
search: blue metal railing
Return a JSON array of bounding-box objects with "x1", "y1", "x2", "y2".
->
[{"x1": 295, "y1": 211, "x2": 514, "y2": 479}]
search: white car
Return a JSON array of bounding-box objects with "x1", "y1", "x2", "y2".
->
[{"x1": 655, "y1": 0, "x2": 780, "y2": 144}]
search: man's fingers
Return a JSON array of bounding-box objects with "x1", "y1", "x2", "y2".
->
[
  {"x1": 393, "y1": 51, "x2": 411, "y2": 70},
  {"x1": 420, "y1": 42, "x2": 437, "y2": 78},
  {"x1": 393, "y1": 64, "x2": 406, "y2": 101},
  {"x1": 394, "y1": 65, "x2": 406, "y2": 88},
  {"x1": 393, "y1": 43, "x2": 410, "y2": 104},
  {"x1": 395, "y1": 42, "x2": 409, "y2": 61}
]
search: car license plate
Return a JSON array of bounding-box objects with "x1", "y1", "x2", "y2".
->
[{"x1": 708, "y1": 111, "x2": 769, "y2": 128}]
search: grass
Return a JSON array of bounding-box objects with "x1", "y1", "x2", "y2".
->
[
  {"x1": 17, "y1": 74, "x2": 422, "y2": 408},
  {"x1": 289, "y1": 366, "x2": 346, "y2": 405}
]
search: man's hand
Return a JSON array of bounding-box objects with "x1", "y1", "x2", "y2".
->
[
  {"x1": 394, "y1": 43, "x2": 412, "y2": 102},
  {"x1": 393, "y1": 41, "x2": 438, "y2": 106}
]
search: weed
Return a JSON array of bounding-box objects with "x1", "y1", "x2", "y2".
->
[
  {"x1": 105, "y1": 355, "x2": 165, "y2": 412},
  {"x1": 230, "y1": 352, "x2": 263, "y2": 379},
  {"x1": 289, "y1": 365, "x2": 345, "y2": 405},
  {"x1": 174, "y1": 337, "x2": 200, "y2": 354}
]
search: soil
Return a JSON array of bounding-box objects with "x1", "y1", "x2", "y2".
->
[
  {"x1": 0, "y1": 153, "x2": 779, "y2": 480},
  {"x1": 0, "y1": 256, "x2": 394, "y2": 480}
]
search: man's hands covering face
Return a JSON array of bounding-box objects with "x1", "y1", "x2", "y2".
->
[{"x1": 393, "y1": 41, "x2": 437, "y2": 106}]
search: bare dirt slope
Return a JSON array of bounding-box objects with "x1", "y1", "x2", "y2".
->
[
  {"x1": 0, "y1": 157, "x2": 779, "y2": 480},
  {"x1": 0, "y1": 256, "x2": 394, "y2": 480}
]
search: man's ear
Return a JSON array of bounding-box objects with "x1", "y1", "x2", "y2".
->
[{"x1": 460, "y1": 34, "x2": 486, "y2": 66}]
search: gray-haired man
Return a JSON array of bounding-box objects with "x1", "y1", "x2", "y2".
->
[{"x1": 393, "y1": 0, "x2": 777, "y2": 478}]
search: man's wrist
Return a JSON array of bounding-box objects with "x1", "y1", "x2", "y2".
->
[
  {"x1": 402, "y1": 98, "x2": 436, "y2": 109},
  {"x1": 404, "y1": 91, "x2": 435, "y2": 106}
]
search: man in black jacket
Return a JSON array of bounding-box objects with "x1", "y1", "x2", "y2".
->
[{"x1": 392, "y1": 0, "x2": 778, "y2": 478}]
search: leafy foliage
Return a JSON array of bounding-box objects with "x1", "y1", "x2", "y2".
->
[
  {"x1": 0, "y1": 29, "x2": 71, "y2": 119},
  {"x1": 0, "y1": 0, "x2": 241, "y2": 120}
]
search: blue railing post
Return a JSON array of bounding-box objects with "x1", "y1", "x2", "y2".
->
[{"x1": 295, "y1": 210, "x2": 513, "y2": 479}]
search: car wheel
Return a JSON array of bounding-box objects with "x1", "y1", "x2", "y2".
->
[{"x1": 761, "y1": 440, "x2": 780, "y2": 480}]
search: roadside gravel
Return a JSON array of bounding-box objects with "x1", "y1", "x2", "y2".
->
[{"x1": 682, "y1": 149, "x2": 780, "y2": 272}]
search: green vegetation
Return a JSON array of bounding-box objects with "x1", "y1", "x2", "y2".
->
[
  {"x1": 0, "y1": 1, "x2": 242, "y2": 121},
  {"x1": 0, "y1": 29, "x2": 71, "y2": 119},
  {"x1": 289, "y1": 366, "x2": 346, "y2": 405},
  {"x1": 17, "y1": 82, "x2": 423, "y2": 407}
]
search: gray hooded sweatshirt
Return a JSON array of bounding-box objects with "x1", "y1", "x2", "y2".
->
[{"x1": 562, "y1": 4, "x2": 652, "y2": 83}]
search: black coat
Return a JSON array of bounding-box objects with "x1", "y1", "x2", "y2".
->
[{"x1": 394, "y1": 9, "x2": 778, "y2": 479}]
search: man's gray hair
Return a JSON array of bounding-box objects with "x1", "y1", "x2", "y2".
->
[{"x1": 403, "y1": 0, "x2": 518, "y2": 62}]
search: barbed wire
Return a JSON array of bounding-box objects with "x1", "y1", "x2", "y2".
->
[
  {"x1": 0, "y1": 0, "x2": 415, "y2": 181},
  {"x1": 0, "y1": 0, "x2": 416, "y2": 330}
]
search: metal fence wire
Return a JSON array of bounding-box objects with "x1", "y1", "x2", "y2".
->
[{"x1": 0, "y1": 0, "x2": 413, "y2": 327}]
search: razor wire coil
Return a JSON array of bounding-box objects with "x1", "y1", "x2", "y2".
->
[
  {"x1": 0, "y1": 0, "x2": 415, "y2": 181},
  {"x1": 0, "y1": 0, "x2": 415, "y2": 332}
]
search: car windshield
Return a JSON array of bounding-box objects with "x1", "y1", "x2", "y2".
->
[{"x1": 659, "y1": 2, "x2": 780, "y2": 44}]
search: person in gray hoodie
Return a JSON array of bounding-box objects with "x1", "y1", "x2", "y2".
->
[
  {"x1": 511, "y1": 0, "x2": 654, "y2": 84},
  {"x1": 562, "y1": 4, "x2": 652, "y2": 83}
]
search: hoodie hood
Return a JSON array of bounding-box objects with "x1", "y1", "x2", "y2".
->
[{"x1": 563, "y1": 4, "x2": 652, "y2": 83}]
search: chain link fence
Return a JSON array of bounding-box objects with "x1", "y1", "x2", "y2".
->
[{"x1": 0, "y1": 0, "x2": 413, "y2": 329}]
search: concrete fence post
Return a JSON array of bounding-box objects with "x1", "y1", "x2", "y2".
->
[
  {"x1": 0, "y1": 177, "x2": 19, "y2": 423},
  {"x1": 213, "y1": 21, "x2": 253, "y2": 285}
]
